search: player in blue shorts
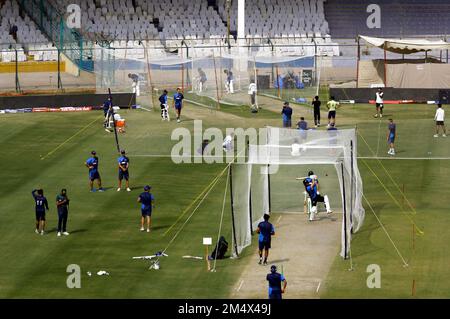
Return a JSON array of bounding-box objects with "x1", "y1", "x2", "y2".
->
[
  {"x1": 117, "y1": 149, "x2": 131, "y2": 192},
  {"x1": 32, "y1": 188, "x2": 49, "y2": 235},
  {"x1": 173, "y1": 87, "x2": 184, "y2": 123},
  {"x1": 266, "y1": 265, "x2": 287, "y2": 299},
  {"x1": 137, "y1": 185, "x2": 155, "y2": 233},
  {"x1": 85, "y1": 151, "x2": 104, "y2": 192},
  {"x1": 387, "y1": 118, "x2": 396, "y2": 156},
  {"x1": 257, "y1": 214, "x2": 275, "y2": 265}
]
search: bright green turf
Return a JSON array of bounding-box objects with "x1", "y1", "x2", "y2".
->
[{"x1": 1, "y1": 96, "x2": 450, "y2": 298}]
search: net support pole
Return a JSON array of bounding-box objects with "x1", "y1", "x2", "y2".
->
[
  {"x1": 276, "y1": 65, "x2": 280, "y2": 99},
  {"x1": 229, "y1": 165, "x2": 239, "y2": 257},
  {"x1": 212, "y1": 52, "x2": 221, "y2": 110},
  {"x1": 15, "y1": 48, "x2": 20, "y2": 93},
  {"x1": 267, "y1": 164, "x2": 272, "y2": 212},
  {"x1": 108, "y1": 88, "x2": 121, "y2": 153},
  {"x1": 350, "y1": 139, "x2": 354, "y2": 233},
  {"x1": 384, "y1": 46, "x2": 387, "y2": 86},
  {"x1": 341, "y1": 161, "x2": 349, "y2": 259},
  {"x1": 356, "y1": 36, "x2": 360, "y2": 88}
]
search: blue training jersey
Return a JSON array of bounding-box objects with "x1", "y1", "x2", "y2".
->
[
  {"x1": 174, "y1": 92, "x2": 184, "y2": 107},
  {"x1": 282, "y1": 106, "x2": 293, "y2": 121},
  {"x1": 32, "y1": 190, "x2": 48, "y2": 212},
  {"x1": 267, "y1": 272, "x2": 285, "y2": 294},
  {"x1": 306, "y1": 182, "x2": 318, "y2": 200},
  {"x1": 258, "y1": 221, "x2": 275, "y2": 242},
  {"x1": 139, "y1": 192, "x2": 154, "y2": 210},
  {"x1": 118, "y1": 156, "x2": 129, "y2": 171},
  {"x1": 389, "y1": 123, "x2": 396, "y2": 136},
  {"x1": 86, "y1": 157, "x2": 99, "y2": 173},
  {"x1": 159, "y1": 94, "x2": 168, "y2": 105}
]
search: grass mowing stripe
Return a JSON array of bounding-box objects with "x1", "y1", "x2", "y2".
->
[
  {"x1": 358, "y1": 130, "x2": 420, "y2": 216},
  {"x1": 362, "y1": 192, "x2": 409, "y2": 267},
  {"x1": 40, "y1": 115, "x2": 103, "y2": 160},
  {"x1": 360, "y1": 159, "x2": 424, "y2": 235}
]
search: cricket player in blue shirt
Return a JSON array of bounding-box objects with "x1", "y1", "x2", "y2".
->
[
  {"x1": 257, "y1": 214, "x2": 275, "y2": 265},
  {"x1": 266, "y1": 265, "x2": 287, "y2": 299},
  {"x1": 173, "y1": 87, "x2": 184, "y2": 123},
  {"x1": 85, "y1": 151, "x2": 104, "y2": 192},
  {"x1": 32, "y1": 189, "x2": 49, "y2": 235},
  {"x1": 117, "y1": 150, "x2": 131, "y2": 192},
  {"x1": 137, "y1": 185, "x2": 155, "y2": 233},
  {"x1": 159, "y1": 90, "x2": 169, "y2": 121},
  {"x1": 304, "y1": 171, "x2": 332, "y2": 221}
]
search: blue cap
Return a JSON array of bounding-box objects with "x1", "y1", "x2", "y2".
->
[
  {"x1": 271, "y1": 265, "x2": 277, "y2": 273},
  {"x1": 91, "y1": 151, "x2": 96, "y2": 155},
  {"x1": 144, "y1": 185, "x2": 151, "y2": 191}
]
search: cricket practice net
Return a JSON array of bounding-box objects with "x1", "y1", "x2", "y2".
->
[{"x1": 230, "y1": 127, "x2": 364, "y2": 259}]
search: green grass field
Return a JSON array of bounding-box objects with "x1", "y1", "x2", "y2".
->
[{"x1": 1, "y1": 95, "x2": 449, "y2": 298}]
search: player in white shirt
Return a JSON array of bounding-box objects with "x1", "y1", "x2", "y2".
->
[
  {"x1": 434, "y1": 103, "x2": 447, "y2": 137},
  {"x1": 248, "y1": 80, "x2": 257, "y2": 111},
  {"x1": 374, "y1": 88, "x2": 384, "y2": 118},
  {"x1": 222, "y1": 133, "x2": 234, "y2": 152}
]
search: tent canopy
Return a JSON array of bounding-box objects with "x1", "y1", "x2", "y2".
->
[{"x1": 359, "y1": 35, "x2": 450, "y2": 54}]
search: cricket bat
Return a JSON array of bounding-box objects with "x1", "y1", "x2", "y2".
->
[{"x1": 304, "y1": 193, "x2": 307, "y2": 214}]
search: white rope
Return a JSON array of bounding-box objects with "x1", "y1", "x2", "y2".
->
[
  {"x1": 212, "y1": 167, "x2": 230, "y2": 272},
  {"x1": 153, "y1": 167, "x2": 228, "y2": 266},
  {"x1": 362, "y1": 193, "x2": 409, "y2": 267}
]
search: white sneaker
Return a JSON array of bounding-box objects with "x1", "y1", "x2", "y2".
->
[
  {"x1": 35, "y1": 229, "x2": 39, "y2": 234},
  {"x1": 57, "y1": 232, "x2": 61, "y2": 237},
  {"x1": 177, "y1": 119, "x2": 181, "y2": 123},
  {"x1": 374, "y1": 114, "x2": 378, "y2": 118},
  {"x1": 327, "y1": 211, "x2": 333, "y2": 214},
  {"x1": 380, "y1": 114, "x2": 383, "y2": 118},
  {"x1": 117, "y1": 188, "x2": 121, "y2": 192},
  {"x1": 140, "y1": 227, "x2": 145, "y2": 232},
  {"x1": 63, "y1": 232, "x2": 70, "y2": 236},
  {"x1": 146, "y1": 229, "x2": 150, "y2": 233},
  {"x1": 126, "y1": 188, "x2": 131, "y2": 192},
  {"x1": 40, "y1": 231, "x2": 45, "y2": 235},
  {"x1": 434, "y1": 134, "x2": 439, "y2": 137},
  {"x1": 443, "y1": 134, "x2": 447, "y2": 137}
]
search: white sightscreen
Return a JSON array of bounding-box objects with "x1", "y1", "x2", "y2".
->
[{"x1": 231, "y1": 127, "x2": 364, "y2": 259}]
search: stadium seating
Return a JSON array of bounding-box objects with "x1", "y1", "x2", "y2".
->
[
  {"x1": 325, "y1": 0, "x2": 450, "y2": 38},
  {"x1": 0, "y1": 0, "x2": 54, "y2": 62}
]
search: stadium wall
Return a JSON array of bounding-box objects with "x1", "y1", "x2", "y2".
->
[
  {"x1": 0, "y1": 93, "x2": 136, "y2": 109},
  {"x1": 329, "y1": 88, "x2": 449, "y2": 104}
]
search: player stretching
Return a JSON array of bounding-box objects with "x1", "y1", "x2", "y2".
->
[
  {"x1": 375, "y1": 88, "x2": 384, "y2": 118},
  {"x1": 137, "y1": 185, "x2": 155, "y2": 233},
  {"x1": 32, "y1": 189, "x2": 49, "y2": 235},
  {"x1": 117, "y1": 150, "x2": 131, "y2": 192},
  {"x1": 303, "y1": 171, "x2": 332, "y2": 221},
  {"x1": 387, "y1": 119, "x2": 396, "y2": 156},
  {"x1": 173, "y1": 88, "x2": 184, "y2": 123},
  {"x1": 159, "y1": 90, "x2": 169, "y2": 121},
  {"x1": 257, "y1": 214, "x2": 275, "y2": 265},
  {"x1": 85, "y1": 151, "x2": 104, "y2": 192}
]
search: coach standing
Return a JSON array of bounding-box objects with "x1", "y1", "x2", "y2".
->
[
  {"x1": 56, "y1": 189, "x2": 70, "y2": 237},
  {"x1": 434, "y1": 103, "x2": 447, "y2": 137},
  {"x1": 312, "y1": 96, "x2": 321, "y2": 127},
  {"x1": 117, "y1": 150, "x2": 131, "y2": 192},
  {"x1": 281, "y1": 102, "x2": 293, "y2": 128}
]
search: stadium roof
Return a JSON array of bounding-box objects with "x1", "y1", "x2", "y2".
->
[{"x1": 359, "y1": 35, "x2": 450, "y2": 54}]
